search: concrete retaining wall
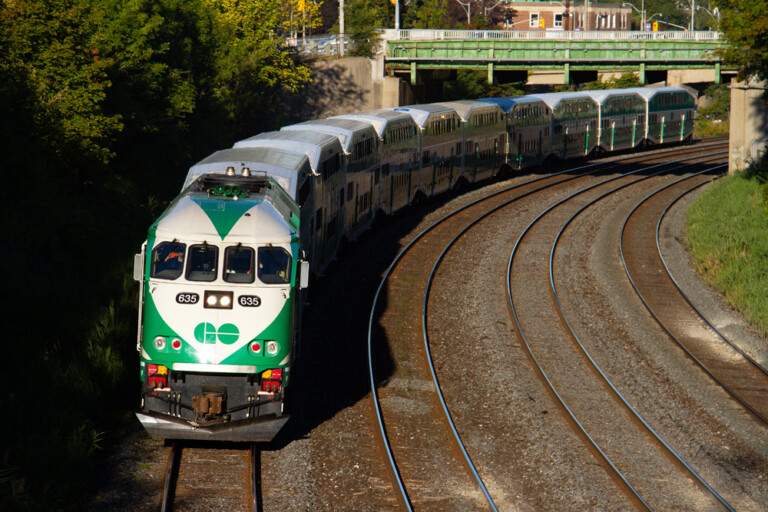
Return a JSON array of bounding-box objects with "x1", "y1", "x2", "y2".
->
[
  {"x1": 729, "y1": 79, "x2": 768, "y2": 173},
  {"x1": 278, "y1": 57, "x2": 409, "y2": 124}
]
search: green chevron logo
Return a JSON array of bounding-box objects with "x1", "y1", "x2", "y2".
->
[{"x1": 194, "y1": 322, "x2": 240, "y2": 345}]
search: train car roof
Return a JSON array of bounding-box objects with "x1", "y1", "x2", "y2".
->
[
  {"x1": 582, "y1": 89, "x2": 644, "y2": 104},
  {"x1": 391, "y1": 103, "x2": 458, "y2": 127},
  {"x1": 331, "y1": 110, "x2": 415, "y2": 139},
  {"x1": 184, "y1": 147, "x2": 310, "y2": 199},
  {"x1": 281, "y1": 118, "x2": 376, "y2": 152},
  {"x1": 436, "y1": 100, "x2": 502, "y2": 121},
  {"x1": 478, "y1": 96, "x2": 549, "y2": 113},
  {"x1": 528, "y1": 91, "x2": 598, "y2": 109},
  {"x1": 233, "y1": 130, "x2": 340, "y2": 174},
  {"x1": 620, "y1": 86, "x2": 697, "y2": 100}
]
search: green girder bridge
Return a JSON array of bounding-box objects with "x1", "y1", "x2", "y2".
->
[{"x1": 380, "y1": 29, "x2": 731, "y2": 86}]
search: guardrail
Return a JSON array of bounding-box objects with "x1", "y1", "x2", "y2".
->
[
  {"x1": 290, "y1": 35, "x2": 353, "y2": 58},
  {"x1": 379, "y1": 28, "x2": 721, "y2": 42}
]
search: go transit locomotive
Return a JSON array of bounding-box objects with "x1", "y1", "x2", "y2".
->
[{"x1": 134, "y1": 86, "x2": 696, "y2": 441}]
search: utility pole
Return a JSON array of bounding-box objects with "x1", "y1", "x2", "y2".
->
[{"x1": 339, "y1": 0, "x2": 345, "y2": 56}]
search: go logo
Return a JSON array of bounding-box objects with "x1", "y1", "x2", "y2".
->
[{"x1": 194, "y1": 322, "x2": 240, "y2": 345}]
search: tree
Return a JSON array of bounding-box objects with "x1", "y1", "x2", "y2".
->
[
  {"x1": 0, "y1": 1, "x2": 313, "y2": 508},
  {"x1": 345, "y1": 0, "x2": 386, "y2": 56},
  {"x1": 713, "y1": 0, "x2": 768, "y2": 81},
  {"x1": 449, "y1": 0, "x2": 509, "y2": 27},
  {"x1": 581, "y1": 72, "x2": 642, "y2": 90},
  {"x1": 443, "y1": 69, "x2": 525, "y2": 100},
  {"x1": 405, "y1": 0, "x2": 451, "y2": 29},
  {"x1": 281, "y1": 0, "x2": 324, "y2": 42}
]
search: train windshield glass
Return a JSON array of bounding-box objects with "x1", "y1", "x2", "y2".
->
[
  {"x1": 258, "y1": 247, "x2": 291, "y2": 284},
  {"x1": 151, "y1": 242, "x2": 186, "y2": 280},
  {"x1": 224, "y1": 245, "x2": 255, "y2": 283},
  {"x1": 186, "y1": 244, "x2": 218, "y2": 282}
]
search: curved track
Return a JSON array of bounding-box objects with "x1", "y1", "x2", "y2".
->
[
  {"x1": 506, "y1": 150, "x2": 735, "y2": 511},
  {"x1": 367, "y1": 139, "x2": 747, "y2": 510},
  {"x1": 621, "y1": 176, "x2": 768, "y2": 425}
]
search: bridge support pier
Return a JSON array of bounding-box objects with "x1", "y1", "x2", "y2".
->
[
  {"x1": 564, "y1": 63, "x2": 570, "y2": 85},
  {"x1": 639, "y1": 63, "x2": 646, "y2": 85},
  {"x1": 488, "y1": 63, "x2": 494, "y2": 85},
  {"x1": 715, "y1": 62, "x2": 721, "y2": 85},
  {"x1": 410, "y1": 62, "x2": 418, "y2": 85}
]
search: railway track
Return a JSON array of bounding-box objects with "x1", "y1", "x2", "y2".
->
[
  {"x1": 366, "y1": 138, "x2": 768, "y2": 510},
  {"x1": 621, "y1": 176, "x2": 768, "y2": 425},
  {"x1": 159, "y1": 442, "x2": 261, "y2": 512},
  {"x1": 506, "y1": 149, "x2": 750, "y2": 509}
]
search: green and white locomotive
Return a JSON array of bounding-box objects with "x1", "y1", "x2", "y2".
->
[{"x1": 134, "y1": 165, "x2": 308, "y2": 442}]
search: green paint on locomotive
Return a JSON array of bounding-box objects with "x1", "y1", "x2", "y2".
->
[
  {"x1": 190, "y1": 197, "x2": 261, "y2": 240},
  {"x1": 140, "y1": 288, "x2": 294, "y2": 369}
]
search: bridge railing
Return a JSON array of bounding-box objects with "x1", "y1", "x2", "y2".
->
[{"x1": 379, "y1": 29, "x2": 721, "y2": 42}]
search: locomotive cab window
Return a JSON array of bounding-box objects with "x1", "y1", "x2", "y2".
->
[
  {"x1": 151, "y1": 241, "x2": 186, "y2": 280},
  {"x1": 186, "y1": 244, "x2": 218, "y2": 282},
  {"x1": 258, "y1": 247, "x2": 292, "y2": 285},
  {"x1": 224, "y1": 245, "x2": 255, "y2": 283}
]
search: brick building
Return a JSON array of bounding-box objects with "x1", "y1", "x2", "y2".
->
[{"x1": 504, "y1": 1, "x2": 633, "y2": 31}]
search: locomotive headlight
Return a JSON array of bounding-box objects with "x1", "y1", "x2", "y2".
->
[
  {"x1": 153, "y1": 336, "x2": 167, "y2": 350},
  {"x1": 266, "y1": 341, "x2": 279, "y2": 355},
  {"x1": 204, "y1": 291, "x2": 234, "y2": 309}
]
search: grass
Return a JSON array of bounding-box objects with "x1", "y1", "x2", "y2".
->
[
  {"x1": 686, "y1": 167, "x2": 768, "y2": 337},
  {"x1": 694, "y1": 117, "x2": 730, "y2": 139}
]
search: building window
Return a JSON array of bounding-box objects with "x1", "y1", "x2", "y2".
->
[
  {"x1": 554, "y1": 13, "x2": 564, "y2": 28},
  {"x1": 530, "y1": 13, "x2": 539, "y2": 28}
]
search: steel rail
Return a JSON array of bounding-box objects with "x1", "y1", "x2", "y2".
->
[
  {"x1": 549, "y1": 164, "x2": 735, "y2": 511},
  {"x1": 367, "y1": 142, "x2": 726, "y2": 508},
  {"x1": 620, "y1": 167, "x2": 768, "y2": 428},
  {"x1": 367, "y1": 160, "x2": 607, "y2": 510},
  {"x1": 160, "y1": 442, "x2": 182, "y2": 512},
  {"x1": 250, "y1": 445, "x2": 262, "y2": 512},
  {"x1": 656, "y1": 180, "x2": 768, "y2": 378},
  {"x1": 505, "y1": 149, "x2": 728, "y2": 510},
  {"x1": 414, "y1": 147, "x2": 724, "y2": 510}
]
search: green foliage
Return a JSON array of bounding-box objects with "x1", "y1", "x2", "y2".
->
[
  {"x1": 694, "y1": 117, "x2": 730, "y2": 137},
  {"x1": 580, "y1": 72, "x2": 642, "y2": 90},
  {"x1": 0, "y1": 0, "x2": 122, "y2": 164},
  {"x1": 686, "y1": 170, "x2": 768, "y2": 337},
  {"x1": 713, "y1": 0, "x2": 768, "y2": 81},
  {"x1": 699, "y1": 83, "x2": 730, "y2": 120},
  {"x1": 694, "y1": 83, "x2": 730, "y2": 137},
  {"x1": 345, "y1": 0, "x2": 386, "y2": 57},
  {"x1": 0, "y1": 0, "x2": 312, "y2": 509},
  {"x1": 404, "y1": 0, "x2": 450, "y2": 29},
  {"x1": 443, "y1": 70, "x2": 525, "y2": 100}
]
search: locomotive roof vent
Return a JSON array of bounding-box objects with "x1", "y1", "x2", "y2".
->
[{"x1": 193, "y1": 173, "x2": 271, "y2": 197}]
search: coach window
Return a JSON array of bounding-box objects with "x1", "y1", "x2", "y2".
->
[
  {"x1": 151, "y1": 241, "x2": 186, "y2": 280},
  {"x1": 258, "y1": 247, "x2": 292, "y2": 285},
  {"x1": 224, "y1": 245, "x2": 255, "y2": 283},
  {"x1": 186, "y1": 244, "x2": 218, "y2": 282}
]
